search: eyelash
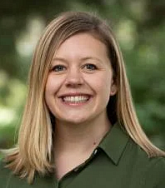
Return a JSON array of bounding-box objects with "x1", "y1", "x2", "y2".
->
[
  {"x1": 51, "y1": 63, "x2": 98, "y2": 72},
  {"x1": 83, "y1": 64, "x2": 97, "y2": 70},
  {"x1": 51, "y1": 65, "x2": 66, "y2": 72}
]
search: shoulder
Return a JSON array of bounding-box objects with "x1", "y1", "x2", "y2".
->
[
  {"x1": 0, "y1": 159, "x2": 28, "y2": 188},
  {"x1": 0, "y1": 159, "x2": 55, "y2": 188},
  {"x1": 0, "y1": 159, "x2": 12, "y2": 188},
  {"x1": 129, "y1": 140, "x2": 165, "y2": 187},
  {"x1": 123, "y1": 139, "x2": 165, "y2": 187},
  {"x1": 0, "y1": 159, "x2": 10, "y2": 176},
  {"x1": 144, "y1": 157, "x2": 165, "y2": 188}
]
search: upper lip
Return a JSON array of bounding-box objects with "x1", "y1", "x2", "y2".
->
[{"x1": 58, "y1": 93, "x2": 92, "y2": 98}]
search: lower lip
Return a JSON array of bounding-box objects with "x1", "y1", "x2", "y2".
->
[{"x1": 60, "y1": 98, "x2": 91, "y2": 107}]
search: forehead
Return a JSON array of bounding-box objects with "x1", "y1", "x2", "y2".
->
[{"x1": 54, "y1": 32, "x2": 108, "y2": 57}]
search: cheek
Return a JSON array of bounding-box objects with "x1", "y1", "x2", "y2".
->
[
  {"x1": 45, "y1": 77, "x2": 54, "y2": 97},
  {"x1": 96, "y1": 74, "x2": 112, "y2": 91},
  {"x1": 44, "y1": 76, "x2": 63, "y2": 111},
  {"x1": 44, "y1": 79, "x2": 52, "y2": 107},
  {"x1": 44, "y1": 76, "x2": 61, "y2": 107},
  {"x1": 86, "y1": 73, "x2": 112, "y2": 96},
  {"x1": 45, "y1": 75, "x2": 64, "y2": 95}
]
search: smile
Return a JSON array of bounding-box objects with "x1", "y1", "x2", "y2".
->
[{"x1": 62, "y1": 95, "x2": 90, "y2": 103}]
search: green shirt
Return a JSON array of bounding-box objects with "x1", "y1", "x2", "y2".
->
[{"x1": 1, "y1": 124, "x2": 165, "y2": 188}]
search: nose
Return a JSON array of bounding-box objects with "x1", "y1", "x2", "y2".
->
[{"x1": 65, "y1": 67, "x2": 84, "y2": 87}]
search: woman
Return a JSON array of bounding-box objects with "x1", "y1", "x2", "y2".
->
[{"x1": 0, "y1": 11, "x2": 165, "y2": 188}]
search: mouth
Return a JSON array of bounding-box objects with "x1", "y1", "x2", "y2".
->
[{"x1": 59, "y1": 94, "x2": 91, "y2": 105}]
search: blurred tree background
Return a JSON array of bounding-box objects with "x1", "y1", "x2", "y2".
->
[{"x1": 0, "y1": 0, "x2": 165, "y2": 151}]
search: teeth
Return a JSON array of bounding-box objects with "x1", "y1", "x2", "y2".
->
[{"x1": 63, "y1": 96, "x2": 89, "y2": 103}]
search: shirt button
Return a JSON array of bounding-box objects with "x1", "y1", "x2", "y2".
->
[
  {"x1": 74, "y1": 167, "x2": 79, "y2": 172},
  {"x1": 93, "y1": 149, "x2": 98, "y2": 155}
]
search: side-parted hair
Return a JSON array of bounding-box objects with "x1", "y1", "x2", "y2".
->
[{"x1": 2, "y1": 11, "x2": 165, "y2": 183}]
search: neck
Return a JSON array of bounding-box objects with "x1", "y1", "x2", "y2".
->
[{"x1": 53, "y1": 114, "x2": 111, "y2": 154}]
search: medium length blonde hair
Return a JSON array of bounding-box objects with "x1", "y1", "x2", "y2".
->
[{"x1": 3, "y1": 11, "x2": 165, "y2": 183}]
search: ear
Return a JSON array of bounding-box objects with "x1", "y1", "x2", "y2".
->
[{"x1": 110, "y1": 81, "x2": 117, "y2": 96}]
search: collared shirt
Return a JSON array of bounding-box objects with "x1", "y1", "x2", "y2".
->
[{"x1": 1, "y1": 124, "x2": 165, "y2": 188}]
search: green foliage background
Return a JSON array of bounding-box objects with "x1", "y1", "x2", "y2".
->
[{"x1": 0, "y1": 0, "x2": 165, "y2": 150}]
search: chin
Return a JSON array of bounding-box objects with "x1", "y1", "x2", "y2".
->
[
  {"x1": 59, "y1": 116, "x2": 90, "y2": 125},
  {"x1": 66, "y1": 119, "x2": 87, "y2": 125}
]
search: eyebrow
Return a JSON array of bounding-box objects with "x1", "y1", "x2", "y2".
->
[
  {"x1": 52, "y1": 56, "x2": 103, "y2": 63},
  {"x1": 52, "y1": 57, "x2": 68, "y2": 63}
]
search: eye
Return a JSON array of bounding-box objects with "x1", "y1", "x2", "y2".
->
[
  {"x1": 83, "y1": 64, "x2": 97, "y2": 71},
  {"x1": 51, "y1": 65, "x2": 66, "y2": 72}
]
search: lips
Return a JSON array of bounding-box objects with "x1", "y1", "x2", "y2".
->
[
  {"x1": 59, "y1": 94, "x2": 91, "y2": 104},
  {"x1": 63, "y1": 95, "x2": 90, "y2": 103}
]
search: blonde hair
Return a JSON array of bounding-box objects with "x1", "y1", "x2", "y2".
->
[{"x1": 3, "y1": 11, "x2": 165, "y2": 183}]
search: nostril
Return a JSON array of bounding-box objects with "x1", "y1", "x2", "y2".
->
[
  {"x1": 65, "y1": 82, "x2": 83, "y2": 88},
  {"x1": 65, "y1": 72, "x2": 84, "y2": 86}
]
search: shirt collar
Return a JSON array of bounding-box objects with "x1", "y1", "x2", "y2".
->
[{"x1": 98, "y1": 123, "x2": 129, "y2": 165}]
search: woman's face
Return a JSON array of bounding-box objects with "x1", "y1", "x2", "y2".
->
[{"x1": 45, "y1": 33, "x2": 117, "y2": 125}]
